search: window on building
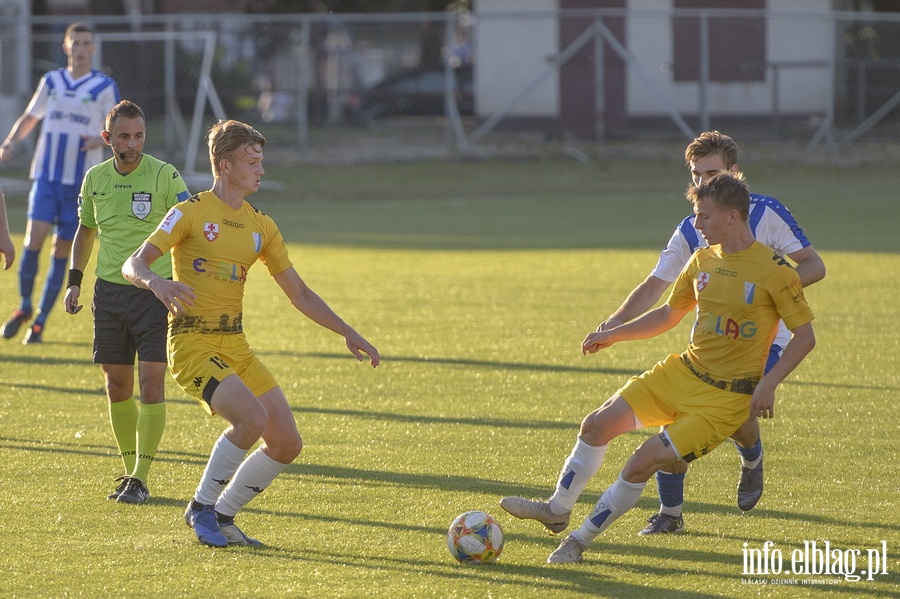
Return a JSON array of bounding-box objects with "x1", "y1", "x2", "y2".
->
[{"x1": 673, "y1": 0, "x2": 766, "y2": 82}]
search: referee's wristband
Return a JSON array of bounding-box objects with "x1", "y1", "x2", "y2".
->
[{"x1": 67, "y1": 268, "x2": 84, "y2": 289}]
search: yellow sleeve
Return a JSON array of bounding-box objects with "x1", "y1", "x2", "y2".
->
[
  {"x1": 775, "y1": 272, "x2": 815, "y2": 330},
  {"x1": 666, "y1": 252, "x2": 699, "y2": 312},
  {"x1": 259, "y1": 217, "x2": 293, "y2": 276},
  {"x1": 147, "y1": 203, "x2": 191, "y2": 255}
]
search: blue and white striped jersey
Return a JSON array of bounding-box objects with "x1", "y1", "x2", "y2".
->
[
  {"x1": 651, "y1": 193, "x2": 810, "y2": 283},
  {"x1": 652, "y1": 193, "x2": 812, "y2": 349},
  {"x1": 24, "y1": 68, "x2": 120, "y2": 185}
]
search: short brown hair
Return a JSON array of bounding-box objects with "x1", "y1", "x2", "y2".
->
[
  {"x1": 207, "y1": 119, "x2": 266, "y2": 176},
  {"x1": 105, "y1": 99, "x2": 144, "y2": 131},
  {"x1": 684, "y1": 130, "x2": 739, "y2": 169},
  {"x1": 686, "y1": 172, "x2": 750, "y2": 221},
  {"x1": 65, "y1": 22, "x2": 95, "y2": 42}
]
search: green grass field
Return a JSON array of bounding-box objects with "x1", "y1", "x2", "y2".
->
[{"x1": 0, "y1": 155, "x2": 898, "y2": 598}]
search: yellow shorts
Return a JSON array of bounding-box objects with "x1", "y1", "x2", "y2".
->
[
  {"x1": 617, "y1": 353, "x2": 749, "y2": 461},
  {"x1": 167, "y1": 332, "x2": 278, "y2": 415}
]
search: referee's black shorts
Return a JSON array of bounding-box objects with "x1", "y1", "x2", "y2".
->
[{"x1": 92, "y1": 278, "x2": 168, "y2": 365}]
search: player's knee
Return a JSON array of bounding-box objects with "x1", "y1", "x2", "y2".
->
[
  {"x1": 580, "y1": 397, "x2": 631, "y2": 445},
  {"x1": 268, "y1": 433, "x2": 302, "y2": 464},
  {"x1": 105, "y1": 381, "x2": 133, "y2": 402},
  {"x1": 138, "y1": 381, "x2": 166, "y2": 404},
  {"x1": 621, "y1": 456, "x2": 657, "y2": 483},
  {"x1": 625, "y1": 436, "x2": 677, "y2": 482},
  {"x1": 233, "y1": 407, "x2": 268, "y2": 441},
  {"x1": 731, "y1": 417, "x2": 760, "y2": 447},
  {"x1": 580, "y1": 410, "x2": 612, "y2": 445},
  {"x1": 284, "y1": 435, "x2": 303, "y2": 462},
  {"x1": 663, "y1": 459, "x2": 688, "y2": 475}
]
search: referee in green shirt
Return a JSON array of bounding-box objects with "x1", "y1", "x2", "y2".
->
[{"x1": 65, "y1": 100, "x2": 191, "y2": 504}]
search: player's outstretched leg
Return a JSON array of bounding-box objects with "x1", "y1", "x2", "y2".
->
[{"x1": 501, "y1": 436, "x2": 608, "y2": 535}]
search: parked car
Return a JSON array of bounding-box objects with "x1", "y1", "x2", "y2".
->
[{"x1": 346, "y1": 64, "x2": 473, "y2": 121}]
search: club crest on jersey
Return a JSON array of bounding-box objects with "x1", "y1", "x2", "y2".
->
[
  {"x1": 252, "y1": 232, "x2": 261, "y2": 253},
  {"x1": 744, "y1": 282, "x2": 756, "y2": 304},
  {"x1": 132, "y1": 193, "x2": 151, "y2": 220},
  {"x1": 697, "y1": 272, "x2": 710, "y2": 292},
  {"x1": 204, "y1": 222, "x2": 219, "y2": 242}
]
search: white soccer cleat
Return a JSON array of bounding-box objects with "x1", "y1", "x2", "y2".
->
[
  {"x1": 219, "y1": 522, "x2": 263, "y2": 547},
  {"x1": 499, "y1": 496, "x2": 570, "y2": 534},
  {"x1": 547, "y1": 534, "x2": 588, "y2": 564}
]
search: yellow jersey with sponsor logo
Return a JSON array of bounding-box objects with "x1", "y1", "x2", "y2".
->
[
  {"x1": 667, "y1": 241, "x2": 813, "y2": 381},
  {"x1": 146, "y1": 190, "x2": 292, "y2": 335}
]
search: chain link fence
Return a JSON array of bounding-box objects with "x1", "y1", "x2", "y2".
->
[{"x1": 1, "y1": 8, "x2": 899, "y2": 173}]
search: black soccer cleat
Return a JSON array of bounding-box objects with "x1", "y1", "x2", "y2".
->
[
  {"x1": 116, "y1": 476, "x2": 150, "y2": 505},
  {"x1": 2, "y1": 309, "x2": 32, "y2": 339}
]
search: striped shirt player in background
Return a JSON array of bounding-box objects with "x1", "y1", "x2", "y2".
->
[
  {"x1": 0, "y1": 22, "x2": 120, "y2": 344},
  {"x1": 597, "y1": 131, "x2": 826, "y2": 535}
]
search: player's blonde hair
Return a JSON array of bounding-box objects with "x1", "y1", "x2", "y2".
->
[
  {"x1": 686, "y1": 172, "x2": 750, "y2": 221},
  {"x1": 685, "y1": 130, "x2": 739, "y2": 169},
  {"x1": 207, "y1": 119, "x2": 266, "y2": 177}
]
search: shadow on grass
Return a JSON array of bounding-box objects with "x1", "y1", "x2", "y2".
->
[
  {"x1": 268, "y1": 350, "x2": 639, "y2": 377},
  {"x1": 198, "y1": 528, "x2": 728, "y2": 598},
  {"x1": 270, "y1": 463, "x2": 900, "y2": 536},
  {"x1": 293, "y1": 404, "x2": 578, "y2": 431},
  {"x1": 0, "y1": 380, "x2": 103, "y2": 396},
  {"x1": 0, "y1": 435, "x2": 211, "y2": 467},
  {"x1": 269, "y1": 351, "x2": 895, "y2": 391},
  {"x1": 193, "y1": 517, "x2": 898, "y2": 598},
  {"x1": 0, "y1": 352, "x2": 93, "y2": 366},
  {"x1": 2, "y1": 339, "x2": 89, "y2": 350}
]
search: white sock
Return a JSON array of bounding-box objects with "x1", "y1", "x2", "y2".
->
[
  {"x1": 659, "y1": 503, "x2": 682, "y2": 517},
  {"x1": 571, "y1": 474, "x2": 646, "y2": 544},
  {"x1": 215, "y1": 447, "x2": 288, "y2": 518},
  {"x1": 547, "y1": 437, "x2": 607, "y2": 514},
  {"x1": 742, "y1": 446, "x2": 763, "y2": 470},
  {"x1": 194, "y1": 433, "x2": 247, "y2": 506}
]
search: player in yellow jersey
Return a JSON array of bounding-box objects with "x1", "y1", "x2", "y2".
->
[
  {"x1": 500, "y1": 173, "x2": 816, "y2": 564},
  {"x1": 122, "y1": 119, "x2": 379, "y2": 548}
]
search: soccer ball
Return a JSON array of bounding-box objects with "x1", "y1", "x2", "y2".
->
[{"x1": 447, "y1": 511, "x2": 504, "y2": 564}]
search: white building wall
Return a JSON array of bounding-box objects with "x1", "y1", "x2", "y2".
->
[
  {"x1": 474, "y1": 0, "x2": 559, "y2": 115},
  {"x1": 766, "y1": 0, "x2": 834, "y2": 113},
  {"x1": 627, "y1": 0, "x2": 833, "y2": 116},
  {"x1": 475, "y1": 0, "x2": 835, "y2": 119}
]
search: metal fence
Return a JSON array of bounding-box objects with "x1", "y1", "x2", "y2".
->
[{"x1": 1, "y1": 8, "x2": 899, "y2": 173}]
